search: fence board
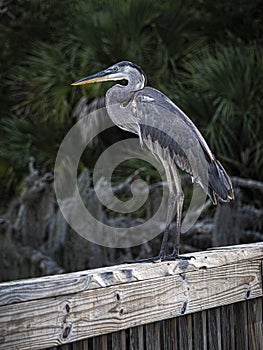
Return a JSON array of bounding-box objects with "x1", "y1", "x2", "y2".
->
[
  {"x1": 233, "y1": 301, "x2": 249, "y2": 350},
  {"x1": 93, "y1": 334, "x2": 108, "y2": 350},
  {"x1": 247, "y1": 298, "x2": 263, "y2": 350},
  {"x1": 0, "y1": 243, "x2": 262, "y2": 350},
  {"x1": 112, "y1": 330, "x2": 126, "y2": 350},
  {"x1": 192, "y1": 311, "x2": 205, "y2": 350},
  {"x1": 180, "y1": 314, "x2": 192, "y2": 348},
  {"x1": 207, "y1": 307, "x2": 222, "y2": 350},
  {"x1": 162, "y1": 317, "x2": 177, "y2": 350},
  {"x1": 129, "y1": 325, "x2": 144, "y2": 350},
  {"x1": 144, "y1": 321, "x2": 161, "y2": 350},
  {"x1": 1, "y1": 243, "x2": 262, "y2": 307}
]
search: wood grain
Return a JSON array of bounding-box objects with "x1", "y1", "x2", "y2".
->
[
  {"x1": 129, "y1": 325, "x2": 144, "y2": 350},
  {"x1": 112, "y1": 330, "x2": 126, "y2": 350},
  {"x1": 0, "y1": 242, "x2": 262, "y2": 307},
  {"x1": 247, "y1": 298, "x2": 263, "y2": 350},
  {"x1": 0, "y1": 243, "x2": 262, "y2": 350},
  {"x1": 162, "y1": 318, "x2": 177, "y2": 350}
]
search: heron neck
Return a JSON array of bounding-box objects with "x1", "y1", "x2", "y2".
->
[
  {"x1": 106, "y1": 74, "x2": 145, "y2": 106},
  {"x1": 106, "y1": 84, "x2": 133, "y2": 106},
  {"x1": 105, "y1": 77, "x2": 143, "y2": 132}
]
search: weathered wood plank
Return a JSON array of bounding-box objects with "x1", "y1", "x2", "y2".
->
[
  {"x1": 202, "y1": 311, "x2": 208, "y2": 350},
  {"x1": 112, "y1": 330, "x2": 126, "y2": 350},
  {"x1": 207, "y1": 307, "x2": 222, "y2": 350},
  {"x1": 145, "y1": 321, "x2": 160, "y2": 350},
  {"x1": 129, "y1": 325, "x2": 143, "y2": 350},
  {"x1": 162, "y1": 317, "x2": 177, "y2": 350},
  {"x1": 0, "y1": 243, "x2": 262, "y2": 306},
  {"x1": 221, "y1": 303, "x2": 234, "y2": 350},
  {"x1": 192, "y1": 311, "x2": 204, "y2": 350},
  {"x1": 0, "y1": 256, "x2": 262, "y2": 350},
  {"x1": 178, "y1": 314, "x2": 192, "y2": 349},
  {"x1": 0, "y1": 244, "x2": 263, "y2": 350},
  {"x1": 72, "y1": 339, "x2": 90, "y2": 350},
  {"x1": 93, "y1": 334, "x2": 108, "y2": 350},
  {"x1": 247, "y1": 298, "x2": 263, "y2": 350},
  {"x1": 233, "y1": 301, "x2": 249, "y2": 350}
]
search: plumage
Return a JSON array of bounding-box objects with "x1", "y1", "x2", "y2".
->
[
  {"x1": 107, "y1": 83, "x2": 233, "y2": 205},
  {"x1": 72, "y1": 61, "x2": 234, "y2": 260}
]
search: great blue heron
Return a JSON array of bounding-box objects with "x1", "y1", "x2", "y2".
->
[{"x1": 72, "y1": 61, "x2": 234, "y2": 261}]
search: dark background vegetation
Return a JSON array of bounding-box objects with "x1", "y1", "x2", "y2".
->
[{"x1": 0, "y1": 0, "x2": 262, "y2": 281}]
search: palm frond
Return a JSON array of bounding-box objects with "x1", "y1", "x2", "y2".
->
[{"x1": 9, "y1": 42, "x2": 87, "y2": 124}]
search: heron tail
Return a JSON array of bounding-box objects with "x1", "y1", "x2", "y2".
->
[{"x1": 207, "y1": 159, "x2": 234, "y2": 205}]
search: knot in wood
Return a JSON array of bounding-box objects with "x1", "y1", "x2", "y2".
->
[
  {"x1": 62, "y1": 323, "x2": 72, "y2": 339},
  {"x1": 181, "y1": 301, "x2": 188, "y2": 314}
]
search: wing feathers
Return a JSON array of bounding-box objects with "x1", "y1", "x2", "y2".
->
[
  {"x1": 208, "y1": 159, "x2": 234, "y2": 204},
  {"x1": 135, "y1": 89, "x2": 234, "y2": 205}
]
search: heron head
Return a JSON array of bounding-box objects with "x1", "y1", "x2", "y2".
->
[{"x1": 71, "y1": 61, "x2": 146, "y2": 88}]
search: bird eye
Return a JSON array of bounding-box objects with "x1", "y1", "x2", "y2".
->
[{"x1": 113, "y1": 66, "x2": 118, "y2": 72}]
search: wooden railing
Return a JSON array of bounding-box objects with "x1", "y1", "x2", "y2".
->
[{"x1": 0, "y1": 243, "x2": 262, "y2": 350}]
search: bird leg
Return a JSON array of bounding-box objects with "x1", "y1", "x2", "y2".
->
[
  {"x1": 124, "y1": 192, "x2": 176, "y2": 264},
  {"x1": 164, "y1": 191, "x2": 195, "y2": 260},
  {"x1": 164, "y1": 167, "x2": 195, "y2": 260},
  {"x1": 165, "y1": 191, "x2": 185, "y2": 259},
  {"x1": 172, "y1": 191, "x2": 184, "y2": 256},
  {"x1": 158, "y1": 192, "x2": 176, "y2": 259},
  {"x1": 124, "y1": 190, "x2": 192, "y2": 263}
]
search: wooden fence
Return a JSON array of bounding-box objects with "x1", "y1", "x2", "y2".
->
[{"x1": 0, "y1": 243, "x2": 262, "y2": 350}]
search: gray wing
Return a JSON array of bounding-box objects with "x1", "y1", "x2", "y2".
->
[{"x1": 132, "y1": 87, "x2": 234, "y2": 204}]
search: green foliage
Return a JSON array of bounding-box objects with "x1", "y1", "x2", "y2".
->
[
  {"x1": 175, "y1": 46, "x2": 263, "y2": 179},
  {"x1": 0, "y1": 117, "x2": 65, "y2": 196},
  {"x1": 0, "y1": 0, "x2": 77, "y2": 114},
  {"x1": 72, "y1": 0, "x2": 159, "y2": 63},
  {"x1": 196, "y1": 0, "x2": 263, "y2": 44},
  {"x1": 0, "y1": 117, "x2": 62, "y2": 168},
  {"x1": 0, "y1": 0, "x2": 263, "y2": 201},
  {"x1": 9, "y1": 43, "x2": 85, "y2": 124}
]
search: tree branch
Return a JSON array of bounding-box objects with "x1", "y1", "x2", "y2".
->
[{"x1": 231, "y1": 176, "x2": 263, "y2": 193}]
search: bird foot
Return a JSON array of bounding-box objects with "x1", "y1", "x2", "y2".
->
[
  {"x1": 124, "y1": 256, "x2": 162, "y2": 264},
  {"x1": 163, "y1": 253, "x2": 196, "y2": 261},
  {"x1": 124, "y1": 253, "x2": 195, "y2": 264}
]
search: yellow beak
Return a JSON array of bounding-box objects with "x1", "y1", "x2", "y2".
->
[{"x1": 71, "y1": 69, "x2": 113, "y2": 86}]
